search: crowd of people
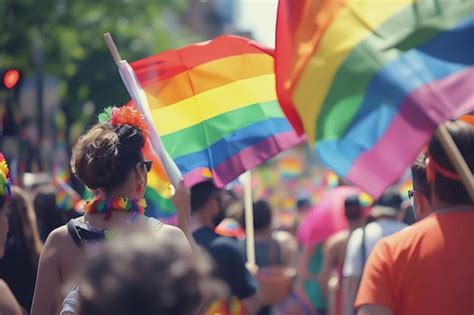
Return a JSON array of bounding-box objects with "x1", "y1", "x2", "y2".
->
[{"x1": 0, "y1": 109, "x2": 472, "y2": 315}]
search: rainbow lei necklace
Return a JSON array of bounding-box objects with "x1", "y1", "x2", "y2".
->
[{"x1": 84, "y1": 197, "x2": 147, "y2": 220}]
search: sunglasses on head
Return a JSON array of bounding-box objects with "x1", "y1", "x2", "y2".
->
[{"x1": 139, "y1": 160, "x2": 153, "y2": 172}]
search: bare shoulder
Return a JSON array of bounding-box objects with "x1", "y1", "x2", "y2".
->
[
  {"x1": 150, "y1": 223, "x2": 191, "y2": 251},
  {"x1": 144, "y1": 218, "x2": 182, "y2": 237},
  {"x1": 0, "y1": 278, "x2": 10, "y2": 293},
  {"x1": 273, "y1": 230, "x2": 297, "y2": 243},
  {"x1": 40, "y1": 225, "x2": 82, "y2": 278},
  {"x1": 0, "y1": 279, "x2": 21, "y2": 314},
  {"x1": 273, "y1": 230, "x2": 298, "y2": 249},
  {"x1": 42, "y1": 225, "x2": 73, "y2": 254},
  {"x1": 160, "y1": 224, "x2": 186, "y2": 238},
  {"x1": 326, "y1": 230, "x2": 350, "y2": 249},
  {"x1": 48, "y1": 225, "x2": 70, "y2": 241}
]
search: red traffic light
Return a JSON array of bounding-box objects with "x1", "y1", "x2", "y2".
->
[{"x1": 3, "y1": 69, "x2": 21, "y2": 89}]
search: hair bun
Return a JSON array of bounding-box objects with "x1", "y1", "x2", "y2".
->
[
  {"x1": 71, "y1": 124, "x2": 119, "y2": 190},
  {"x1": 71, "y1": 122, "x2": 145, "y2": 192}
]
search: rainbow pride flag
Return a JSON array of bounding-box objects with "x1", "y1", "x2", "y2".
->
[
  {"x1": 279, "y1": 156, "x2": 304, "y2": 179},
  {"x1": 143, "y1": 186, "x2": 177, "y2": 220},
  {"x1": 131, "y1": 36, "x2": 303, "y2": 188},
  {"x1": 276, "y1": 0, "x2": 474, "y2": 197}
]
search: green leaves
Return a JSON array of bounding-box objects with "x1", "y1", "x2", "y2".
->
[
  {"x1": 1, "y1": 0, "x2": 199, "y2": 130},
  {"x1": 98, "y1": 106, "x2": 113, "y2": 123}
]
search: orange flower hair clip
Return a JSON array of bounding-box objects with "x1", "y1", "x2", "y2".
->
[{"x1": 98, "y1": 104, "x2": 149, "y2": 141}]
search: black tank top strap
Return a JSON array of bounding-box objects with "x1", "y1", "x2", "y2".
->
[
  {"x1": 67, "y1": 219, "x2": 84, "y2": 249},
  {"x1": 67, "y1": 218, "x2": 107, "y2": 249}
]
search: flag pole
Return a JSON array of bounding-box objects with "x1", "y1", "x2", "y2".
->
[
  {"x1": 102, "y1": 32, "x2": 182, "y2": 188},
  {"x1": 435, "y1": 124, "x2": 474, "y2": 201},
  {"x1": 104, "y1": 33, "x2": 122, "y2": 64},
  {"x1": 243, "y1": 171, "x2": 257, "y2": 270}
]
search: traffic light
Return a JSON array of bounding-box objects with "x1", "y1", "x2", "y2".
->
[{"x1": 1, "y1": 69, "x2": 21, "y2": 90}]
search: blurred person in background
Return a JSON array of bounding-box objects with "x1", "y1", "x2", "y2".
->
[
  {"x1": 240, "y1": 200, "x2": 298, "y2": 268},
  {"x1": 396, "y1": 200, "x2": 416, "y2": 226},
  {"x1": 191, "y1": 180, "x2": 259, "y2": 315},
  {"x1": 33, "y1": 184, "x2": 81, "y2": 242},
  {"x1": 0, "y1": 186, "x2": 43, "y2": 312},
  {"x1": 319, "y1": 195, "x2": 365, "y2": 315},
  {"x1": 0, "y1": 154, "x2": 23, "y2": 315},
  {"x1": 76, "y1": 230, "x2": 224, "y2": 315},
  {"x1": 342, "y1": 191, "x2": 407, "y2": 315},
  {"x1": 295, "y1": 198, "x2": 312, "y2": 233},
  {"x1": 356, "y1": 120, "x2": 474, "y2": 315},
  {"x1": 31, "y1": 106, "x2": 190, "y2": 315},
  {"x1": 240, "y1": 199, "x2": 299, "y2": 315}
]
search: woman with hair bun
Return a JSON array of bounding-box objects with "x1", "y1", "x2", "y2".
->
[{"x1": 31, "y1": 105, "x2": 191, "y2": 315}]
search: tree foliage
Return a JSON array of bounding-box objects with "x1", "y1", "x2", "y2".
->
[{"x1": 0, "y1": 0, "x2": 198, "y2": 125}]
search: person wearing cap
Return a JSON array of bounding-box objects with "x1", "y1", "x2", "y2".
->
[
  {"x1": 342, "y1": 191, "x2": 407, "y2": 315},
  {"x1": 356, "y1": 120, "x2": 474, "y2": 315},
  {"x1": 319, "y1": 195, "x2": 366, "y2": 315}
]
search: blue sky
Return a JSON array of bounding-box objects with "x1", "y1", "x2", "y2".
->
[{"x1": 236, "y1": 0, "x2": 278, "y2": 48}]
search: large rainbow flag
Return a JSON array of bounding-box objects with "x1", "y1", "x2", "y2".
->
[
  {"x1": 275, "y1": 0, "x2": 474, "y2": 197},
  {"x1": 130, "y1": 35, "x2": 303, "y2": 188}
]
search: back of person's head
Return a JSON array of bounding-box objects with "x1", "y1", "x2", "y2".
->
[
  {"x1": 427, "y1": 120, "x2": 473, "y2": 205},
  {"x1": 369, "y1": 189, "x2": 402, "y2": 220},
  {"x1": 377, "y1": 189, "x2": 402, "y2": 209},
  {"x1": 296, "y1": 198, "x2": 310, "y2": 211},
  {"x1": 9, "y1": 186, "x2": 43, "y2": 266},
  {"x1": 241, "y1": 199, "x2": 273, "y2": 231},
  {"x1": 70, "y1": 123, "x2": 145, "y2": 192},
  {"x1": 33, "y1": 185, "x2": 65, "y2": 241},
  {"x1": 411, "y1": 154, "x2": 430, "y2": 199},
  {"x1": 79, "y1": 231, "x2": 223, "y2": 315},
  {"x1": 344, "y1": 195, "x2": 363, "y2": 221},
  {"x1": 190, "y1": 181, "x2": 219, "y2": 213}
]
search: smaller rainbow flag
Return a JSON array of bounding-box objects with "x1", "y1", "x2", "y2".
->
[
  {"x1": 131, "y1": 35, "x2": 303, "y2": 188},
  {"x1": 324, "y1": 171, "x2": 339, "y2": 188},
  {"x1": 143, "y1": 186, "x2": 176, "y2": 219},
  {"x1": 54, "y1": 179, "x2": 82, "y2": 211},
  {"x1": 279, "y1": 156, "x2": 304, "y2": 179}
]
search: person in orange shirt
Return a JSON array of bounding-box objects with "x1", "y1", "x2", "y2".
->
[{"x1": 355, "y1": 120, "x2": 474, "y2": 315}]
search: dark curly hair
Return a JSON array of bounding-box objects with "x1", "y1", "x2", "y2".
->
[{"x1": 70, "y1": 123, "x2": 145, "y2": 192}]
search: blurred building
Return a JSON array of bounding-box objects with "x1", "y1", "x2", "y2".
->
[{"x1": 184, "y1": 0, "x2": 239, "y2": 39}]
